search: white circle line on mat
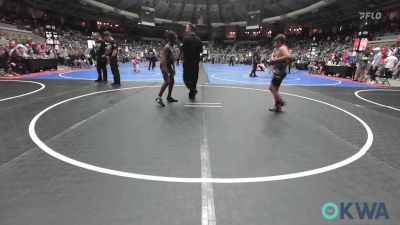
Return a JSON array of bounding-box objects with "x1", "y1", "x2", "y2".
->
[
  {"x1": 0, "y1": 80, "x2": 45, "y2": 102},
  {"x1": 211, "y1": 74, "x2": 341, "y2": 86},
  {"x1": 355, "y1": 89, "x2": 400, "y2": 112},
  {"x1": 29, "y1": 84, "x2": 373, "y2": 183}
]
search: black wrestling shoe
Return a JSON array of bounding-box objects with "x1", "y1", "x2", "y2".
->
[
  {"x1": 253, "y1": 74, "x2": 258, "y2": 77},
  {"x1": 94, "y1": 79, "x2": 102, "y2": 82},
  {"x1": 156, "y1": 97, "x2": 165, "y2": 107},
  {"x1": 189, "y1": 90, "x2": 198, "y2": 100},
  {"x1": 111, "y1": 83, "x2": 121, "y2": 87},
  {"x1": 280, "y1": 100, "x2": 286, "y2": 107},
  {"x1": 269, "y1": 105, "x2": 282, "y2": 112},
  {"x1": 167, "y1": 97, "x2": 178, "y2": 103}
]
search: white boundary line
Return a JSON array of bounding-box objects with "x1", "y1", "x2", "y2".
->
[
  {"x1": 184, "y1": 105, "x2": 222, "y2": 108},
  {"x1": 0, "y1": 80, "x2": 45, "y2": 102},
  {"x1": 210, "y1": 74, "x2": 342, "y2": 86},
  {"x1": 355, "y1": 89, "x2": 400, "y2": 112},
  {"x1": 241, "y1": 74, "x2": 301, "y2": 81},
  {"x1": 29, "y1": 84, "x2": 373, "y2": 183},
  {"x1": 200, "y1": 101, "x2": 216, "y2": 225},
  {"x1": 185, "y1": 102, "x2": 222, "y2": 105},
  {"x1": 59, "y1": 70, "x2": 93, "y2": 80}
]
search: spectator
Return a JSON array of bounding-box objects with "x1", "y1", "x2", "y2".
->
[
  {"x1": 369, "y1": 48, "x2": 382, "y2": 84},
  {"x1": 9, "y1": 46, "x2": 27, "y2": 75},
  {"x1": 0, "y1": 45, "x2": 9, "y2": 75},
  {"x1": 384, "y1": 53, "x2": 399, "y2": 79}
]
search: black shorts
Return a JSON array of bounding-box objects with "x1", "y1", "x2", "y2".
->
[
  {"x1": 160, "y1": 65, "x2": 175, "y2": 80},
  {"x1": 271, "y1": 67, "x2": 287, "y2": 87}
]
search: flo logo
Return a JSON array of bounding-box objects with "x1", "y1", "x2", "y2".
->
[
  {"x1": 321, "y1": 202, "x2": 389, "y2": 220},
  {"x1": 359, "y1": 12, "x2": 382, "y2": 20}
]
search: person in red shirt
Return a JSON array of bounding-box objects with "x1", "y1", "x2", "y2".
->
[{"x1": 342, "y1": 51, "x2": 348, "y2": 63}]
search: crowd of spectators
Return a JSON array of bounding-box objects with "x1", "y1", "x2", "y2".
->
[
  {"x1": 0, "y1": 15, "x2": 164, "y2": 76},
  {"x1": 207, "y1": 31, "x2": 400, "y2": 84},
  {"x1": 1, "y1": 11, "x2": 399, "y2": 83}
]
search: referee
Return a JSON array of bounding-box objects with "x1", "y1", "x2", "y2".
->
[
  {"x1": 249, "y1": 46, "x2": 261, "y2": 77},
  {"x1": 178, "y1": 24, "x2": 203, "y2": 100},
  {"x1": 93, "y1": 32, "x2": 107, "y2": 82}
]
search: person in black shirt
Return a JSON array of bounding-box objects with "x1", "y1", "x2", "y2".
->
[
  {"x1": 9, "y1": 47, "x2": 26, "y2": 75},
  {"x1": 103, "y1": 31, "x2": 121, "y2": 87},
  {"x1": 229, "y1": 55, "x2": 235, "y2": 66},
  {"x1": 93, "y1": 32, "x2": 107, "y2": 82},
  {"x1": 249, "y1": 46, "x2": 261, "y2": 77},
  {"x1": 0, "y1": 45, "x2": 9, "y2": 75},
  {"x1": 178, "y1": 24, "x2": 203, "y2": 100},
  {"x1": 147, "y1": 50, "x2": 156, "y2": 70}
]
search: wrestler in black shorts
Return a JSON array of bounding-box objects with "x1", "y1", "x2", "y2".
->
[
  {"x1": 268, "y1": 34, "x2": 292, "y2": 112},
  {"x1": 271, "y1": 65, "x2": 287, "y2": 88},
  {"x1": 156, "y1": 31, "x2": 178, "y2": 107}
]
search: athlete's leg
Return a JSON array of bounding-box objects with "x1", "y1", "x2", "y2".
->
[
  {"x1": 158, "y1": 70, "x2": 170, "y2": 98},
  {"x1": 167, "y1": 71, "x2": 175, "y2": 98}
]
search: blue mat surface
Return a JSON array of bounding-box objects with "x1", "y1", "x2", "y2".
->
[{"x1": 27, "y1": 63, "x2": 375, "y2": 88}]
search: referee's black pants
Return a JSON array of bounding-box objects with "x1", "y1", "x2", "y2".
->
[
  {"x1": 183, "y1": 61, "x2": 199, "y2": 94},
  {"x1": 96, "y1": 58, "x2": 107, "y2": 81},
  {"x1": 110, "y1": 59, "x2": 121, "y2": 84},
  {"x1": 250, "y1": 62, "x2": 257, "y2": 76}
]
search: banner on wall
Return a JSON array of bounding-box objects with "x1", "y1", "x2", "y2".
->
[
  {"x1": 141, "y1": 6, "x2": 155, "y2": 26},
  {"x1": 359, "y1": 38, "x2": 368, "y2": 51},
  {"x1": 353, "y1": 39, "x2": 360, "y2": 51},
  {"x1": 246, "y1": 10, "x2": 260, "y2": 30}
]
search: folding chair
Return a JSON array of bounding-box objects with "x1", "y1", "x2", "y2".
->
[{"x1": 376, "y1": 67, "x2": 391, "y2": 85}]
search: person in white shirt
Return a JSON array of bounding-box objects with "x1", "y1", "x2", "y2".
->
[{"x1": 384, "y1": 54, "x2": 399, "y2": 79}]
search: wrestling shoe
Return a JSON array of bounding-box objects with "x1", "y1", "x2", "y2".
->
[
  {"x1": 189, "y1": 90, "x2": 198, "y2": 100},
  {"x1": 269, "y1": 105, "x2": 282, "y2": 112},
  {"x1": 156, "y1": 97, "x2": 165, "y2": 107},
  {"x1": 167, "y1": 97, "x2": 178, "y2": 103}
]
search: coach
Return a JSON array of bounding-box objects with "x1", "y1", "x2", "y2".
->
[{"x1": 179, "y1": 24, "x2": 203, "y2": 100}]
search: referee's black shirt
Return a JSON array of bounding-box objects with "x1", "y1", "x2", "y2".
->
[{"x1": 180, "y1": 33, "x2": 203, "y2": 62}]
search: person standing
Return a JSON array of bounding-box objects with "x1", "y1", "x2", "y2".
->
[
  {"x1": 229, "y1": 55, "x2": 235, "y2": 66},
  {"x1": 384, "y1": 53, "x2": 398, "y2": 79},
  {"x1": 156, "y1": 31, "x2": 179, "y2": 107},
  {"x1": 148, "y1": 49, "x2": 156, "y2": 70},
  {"x1": 249, "y1": 46, "x2": 261, "y2": 77},
  {"x1": 178, "y1": 24, "x2": 203, "y2": 100},
  {"x1": 93, "y1": 32, "x2": 107, "y2": 82},
  {"x1": 103, "y1": 31, "x2": 121, "y2": 87},
  {"x1": 369, "y1": 48, "x2": 382, "y2": 84},
  {"x1": 268, "y1": 34, "x2": 292, "y2": 112},
  {"x1": 354, "y1": 50, "x2": 369, "y2": 82}
]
